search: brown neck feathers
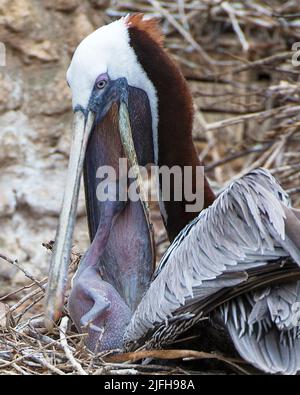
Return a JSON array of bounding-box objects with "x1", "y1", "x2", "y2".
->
[{"x1": 128, "y1": 16, "x2": 215, "y2": 241}]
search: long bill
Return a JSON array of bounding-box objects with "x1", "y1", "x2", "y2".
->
[
  {"x1": 44, "y1": 111, "x2": 95, "y2": 329},
  {"x1": 45, "y1": 99, "x2": 154, "y2": 329},
  {"x1": 119, "y1": 102, "x2": 147, "y2": 209},
  {"x1": 118, "y1": 101, "x2": 154, "y2": 258}
]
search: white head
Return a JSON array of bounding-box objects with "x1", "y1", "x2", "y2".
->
[{"x1": 66, "y1": 17, "x2": 158, "y2": 139}]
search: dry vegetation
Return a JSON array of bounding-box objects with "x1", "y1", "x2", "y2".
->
[{"x1": 0, "y1": 0, "x2": 300, "y2": 375}]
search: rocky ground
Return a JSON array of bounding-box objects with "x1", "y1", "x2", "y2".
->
[{"x1": 0, "y1": 1, "x2": 113, "y2": 289}]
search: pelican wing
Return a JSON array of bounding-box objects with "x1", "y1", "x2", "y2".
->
[
  {"x1": 222, "y1": 282, "x2": 300, "y2": 374},
  {"x1": 124, "y1": 169, "x2": 300, "y2": 360}
]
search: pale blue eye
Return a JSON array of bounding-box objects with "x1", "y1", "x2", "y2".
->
[{"x1": 96, "y1": 79, "x2": 107, "y2": 90}]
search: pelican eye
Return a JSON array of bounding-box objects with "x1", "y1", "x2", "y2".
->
[{"x1": 96, "y1": 79, "x2": 107, "y2": 90}]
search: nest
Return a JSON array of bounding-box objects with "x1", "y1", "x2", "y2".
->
[
  {"x1": 0, "y1": 249, "x2": 249, "y2": 375},
  {"x1": 0, "y1": 0, "x2": 300, "y2": 375}
]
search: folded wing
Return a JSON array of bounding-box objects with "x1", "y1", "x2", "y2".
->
[{"x1": 124, "y1": 169, "x2": 300, "y2": 373}]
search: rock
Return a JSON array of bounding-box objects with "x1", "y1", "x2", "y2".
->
[
  {"x1": 45, "y1": 0, "x2": 80, "y2": 13},
  {"x1": 23, "y1": 68, "x2": 71, "y2": 116},
  {"x1": 0, "y1": 0, "x2": 34, "y2": 33},
  {"x1": 0, "y1": 219, "x2": 22, "y2": 282},
  {"x1": 73, "y1": 12, "x2": 95, "y2": 43},
  {"x1": 0, "y1": 70, "x2": 23, "y2": 112},
  {"x1": 0, "y1": 182, "x2": 16, "y2": 217},
  {"x1": 0, "y1": 111, "x2": 37, "y2": 166},
  {"x1": 0, "y1": 213, "x2": 89, "y2": 282},
  {"x1": 0, "y1": 0, "x2": 102, "y2": 287},
  {"x1": 0, "y1": 42, "x2": 6, "y2": 67},
  {"x1": 29, "y1": 112, "x2": 73, "y2": 147},
  {"x1": 89, "y1": 0, "x2": 111, "y2": 9},
  {"x1": 14, "y1": 167, "x2": 87, "y2": 218},
  {"x1": 19, "y1": 40, "x2": 60, "y2": 64}
]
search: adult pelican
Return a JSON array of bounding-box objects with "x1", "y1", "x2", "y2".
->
[{"x1": 45, "y1": 15, "x2": 300, "y2": 374}]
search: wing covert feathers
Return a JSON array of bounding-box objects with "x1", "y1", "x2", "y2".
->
[{"x1": 124, "y1": 169, "x2": 300, "y2": 374}]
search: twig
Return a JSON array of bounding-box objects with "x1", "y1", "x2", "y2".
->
[
  {"x1": 0, "y1": 278, "x2": 47, "y2": 302},
  {"x1": 12, "y1": 363, "x2": 30, "y2": 375},
  {"x1": 213, "y1": 52, "x2": 292, "y2": 77},
  {"x1": 14, "y1": 295, "x2": 44, "y2": 322},
  {"x1": 286, "y1": 187, "x2": 300, "y2": 196},
  {"x1": 9, "y1": 285, "x2": 46, "y2": 314},
  {"x1": 0, "y1": 253, "x2": 44, "y2": 292},
  {"x1": 147, "y1": 0, "x2": 235, "y2": 67},
  {"x1": 222, "y1": 2, "x2": 249, "y2": 52},
  {"x1": 59, "y1": 317, "x2": 88, "y2": 376},
  {"x1": 206, "y1": 144, "x2": 272, "y2": 171},
  {"x1": 201, "y1": 106, "x2": 300, "y2": 132},
  {"x1": 105, "y1": 349, "x2": 250, "y2": 375}
]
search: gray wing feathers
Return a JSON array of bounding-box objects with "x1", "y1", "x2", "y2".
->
[
  {"x1": 281, "y1": 207, "x2": 300, "y2": 260},
  {"x1": 125, "y1": 169, "x2": 300, "y2": 348},
  {"x1": 228, "y1": 321, "x2": 300, "y2": 375},
  {"x1": 223, "y1": 283, "x2": 300, "y2": 374}
]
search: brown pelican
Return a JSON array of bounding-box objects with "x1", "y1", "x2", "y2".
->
[{"x1": 45, "y1": 15, "x2": 300, "y2": 374}]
